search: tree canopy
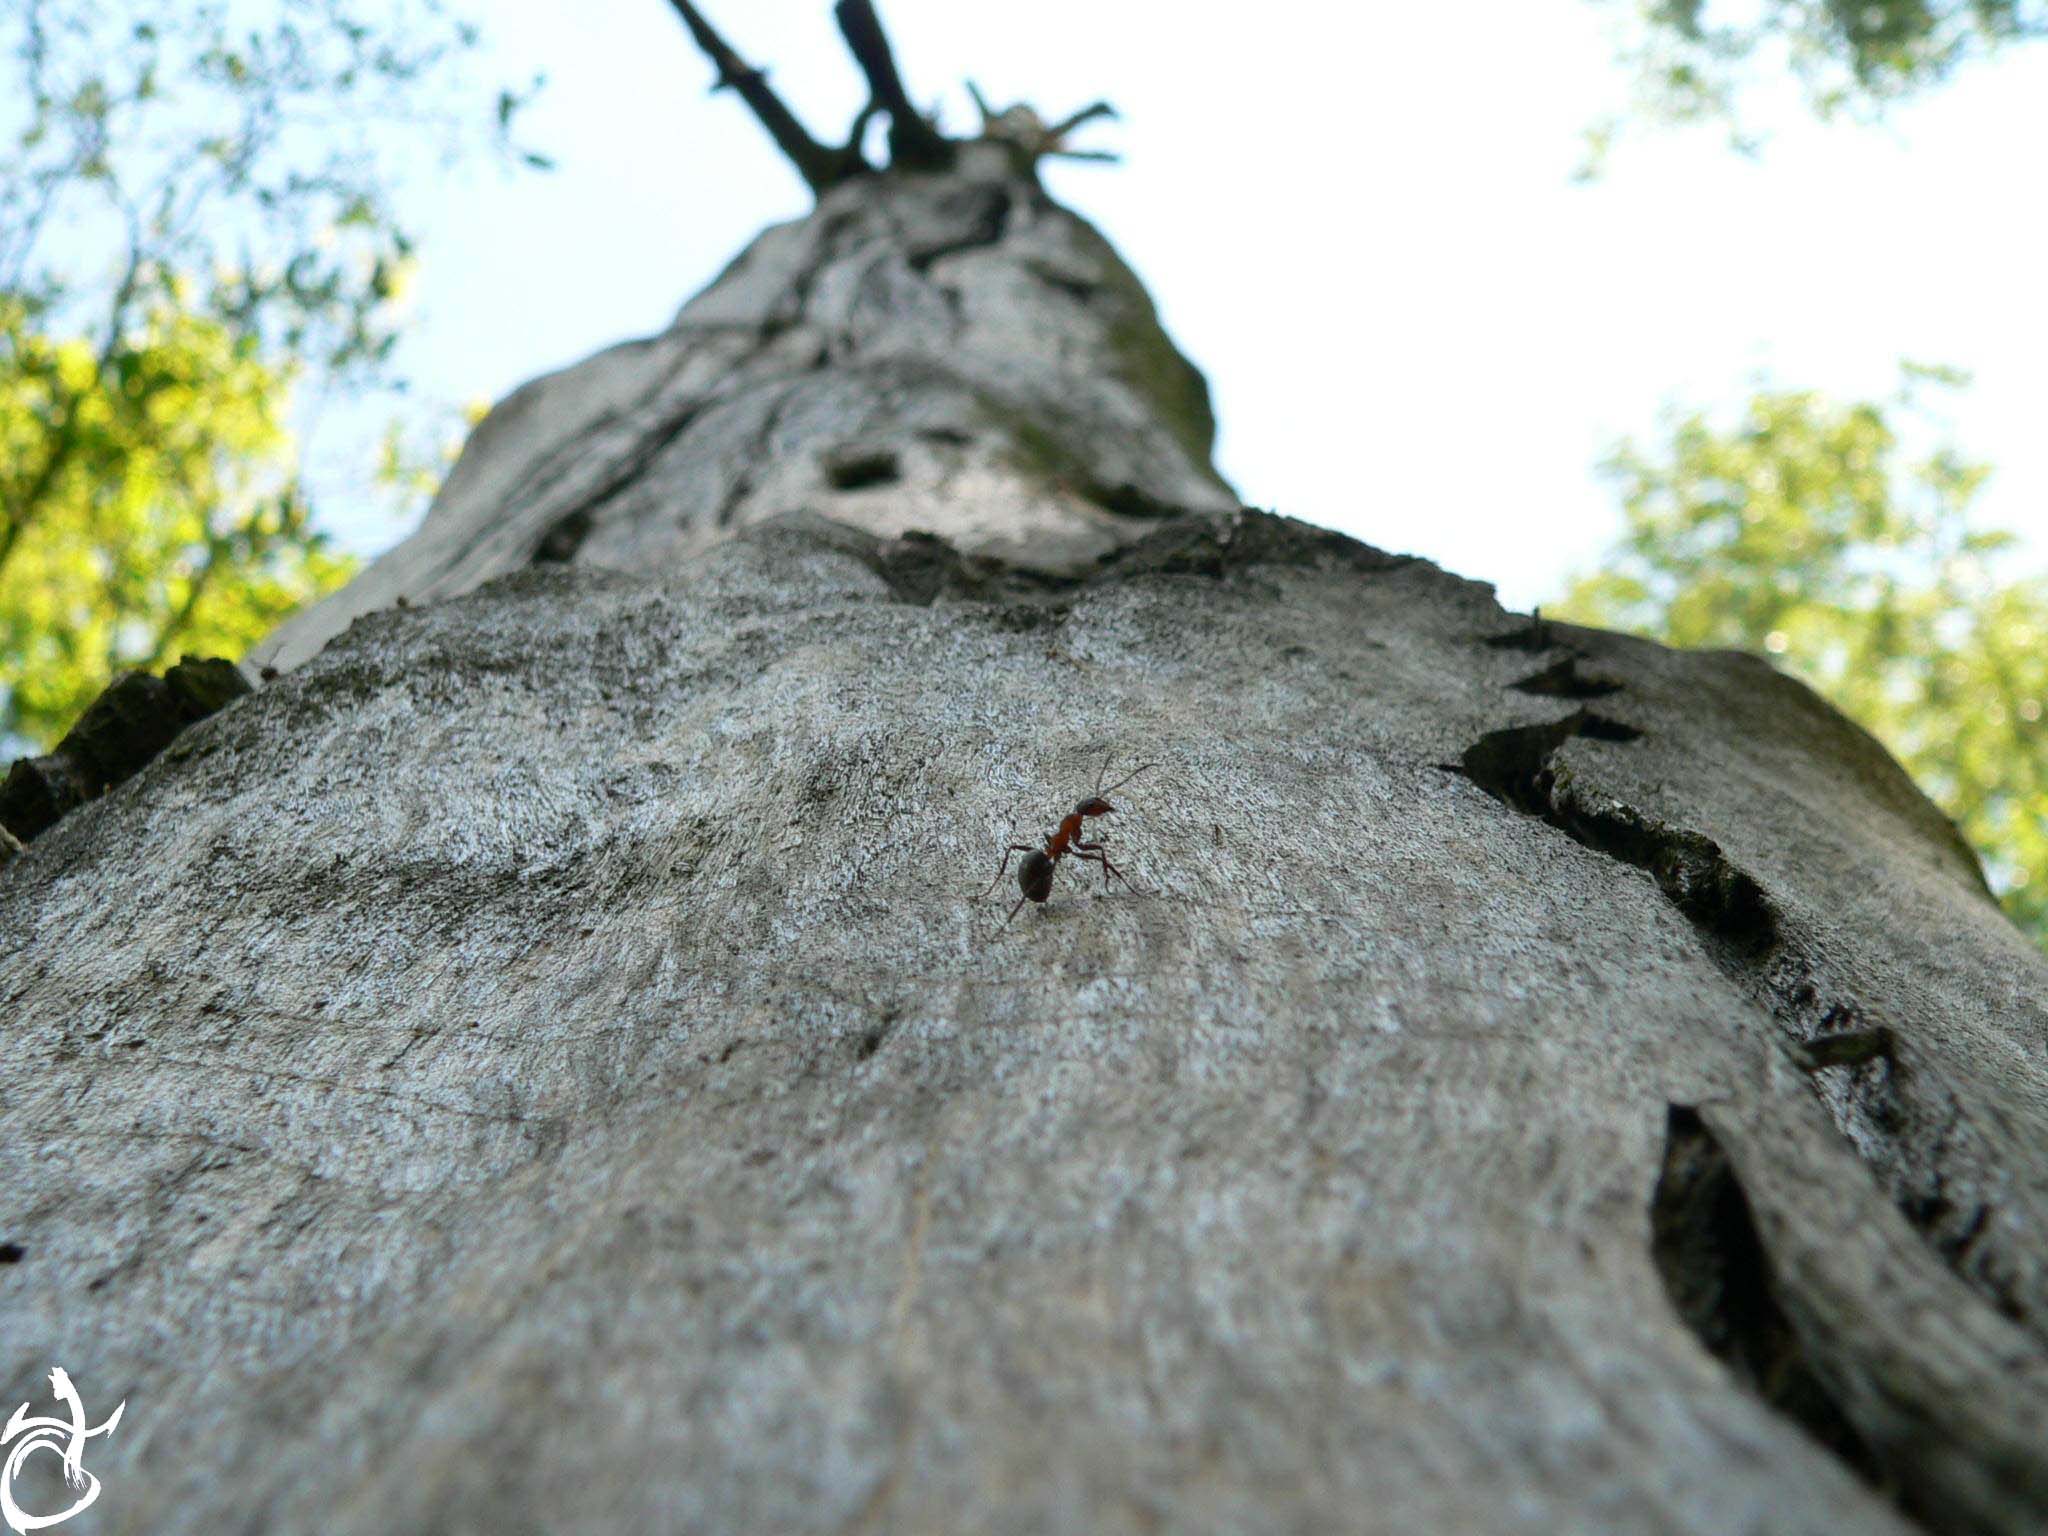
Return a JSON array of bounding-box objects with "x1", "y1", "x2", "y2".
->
[
  {"x1": 1557, "y1": 369, "x2": 2048, "y2": 946},
  {"x1": 0, "y1": 0, "x2": 532, "y2": 749},
  {"x1": 1570, "y1": 3, "x2": 2048, "y2": 948}
]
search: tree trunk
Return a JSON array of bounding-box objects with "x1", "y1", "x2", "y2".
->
[{"x1": 4, "y1": 145, "x2": 2046, "y2": 1536}]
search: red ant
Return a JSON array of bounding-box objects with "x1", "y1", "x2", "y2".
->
[{"x1": 982, "y1": 758, "x2": 1156, "y2": 922}]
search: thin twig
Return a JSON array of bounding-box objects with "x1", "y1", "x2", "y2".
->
[
  {"x1": 1046, "y1": 101, "x2": 1118, "y2": 141},
  {"x1": 841, "y1": 99, "x2": 881, "y2": 163}
]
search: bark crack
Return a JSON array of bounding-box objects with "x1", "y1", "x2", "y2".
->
[
  {"x1": 1651, "y1": 1105, "x2": 1917, "y2": 1521},
  {"x1": 1456, "y1": 707, "x2": 1774, "y2": 954},
  {"x1": 902, "y1": 183, "x2": 1014, "y2": 273},
  {"x1": 1454, "y1": 627, "x2": 2040, "y2": 1347},
  {"x1": 1510, "y1": 654, "x2": 1624, "y2": 699}
]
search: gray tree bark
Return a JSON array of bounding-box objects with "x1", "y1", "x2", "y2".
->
[{"x1": 4, "y1": 136, "x2": 2047, "y2": 1536}]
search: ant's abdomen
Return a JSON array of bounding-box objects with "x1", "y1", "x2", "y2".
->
[{"x1": 1019, "y1": 850, "x2": 1055, "y2": 903}]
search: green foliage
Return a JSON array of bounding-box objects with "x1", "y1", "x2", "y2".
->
[
  {"x1": 1556, "y1": 370, "x2": 2048, "y2": 946},
  {"x1": 0, "y1": 291, "x2": 352, "y2": 742},
  {"x1": 1584, "y1": 0, "x2": 2047, "y2": 163},
  {"x1": 0, "y1": 0, "x2": 538, "y2": 749}
]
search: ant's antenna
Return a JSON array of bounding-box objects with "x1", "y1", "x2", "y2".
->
[{"x1": 1099, "y1": 761, "x2": 1156, "y2": 798}]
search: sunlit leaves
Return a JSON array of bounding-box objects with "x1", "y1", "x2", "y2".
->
[
  {"x1": 0, "y1": 0, "x2": 541, "y2": 748},
  {"x1": 1557, "y1": 370, "x2": 2048, "y2": 946},
  {"x1": 0, "y1": 296, "x2": 353, "y2": 745}
]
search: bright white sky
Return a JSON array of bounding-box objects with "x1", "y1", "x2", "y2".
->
[{"x1": 348, "y1": 0, "x2": 2048, "y2": 611}]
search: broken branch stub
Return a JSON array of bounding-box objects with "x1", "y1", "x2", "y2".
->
[{"x1": 969, "y1": 82, "x2": 1124, "y2": 169}]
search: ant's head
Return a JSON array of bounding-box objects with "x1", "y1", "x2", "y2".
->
[{"x1": 1078, "y1": 761, "x2": 1156, "y2": 819}]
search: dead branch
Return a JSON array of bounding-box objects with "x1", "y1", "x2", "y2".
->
[
  {"x1": 833, "y1": 0, "x2": 954, "y2": 171},
  {"x1": 666, "y1": 0, "x2": 866, "y2": 193}
]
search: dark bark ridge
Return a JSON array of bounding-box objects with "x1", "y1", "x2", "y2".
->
[
  {"x1": 4, "y1": 504, "x2": 2046, "y2": 1534},
  {"x1": 0, "y1": 657, "x2": 247, "y2": 850}
]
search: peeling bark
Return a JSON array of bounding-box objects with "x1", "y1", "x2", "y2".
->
[{"x1": 3, "y1": 142, "x2": 2046, "y2": 1536}]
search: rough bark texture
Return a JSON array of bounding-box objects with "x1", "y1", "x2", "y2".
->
[
  {"x1": 4, "y1": 150, "x2": 2047, "y2": 1536},
  {"x1": 253, "y1": 142, "x2": 1233, "y2": 674}
]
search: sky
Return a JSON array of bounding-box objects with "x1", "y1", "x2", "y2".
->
[{"x1": 343, "y1": 0, "x2": 2048, "y2": 613}]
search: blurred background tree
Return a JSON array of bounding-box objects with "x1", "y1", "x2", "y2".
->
[
  {"x1": 0, "y1": 0, "x2": 537, "y2": 749},
  {"x1": 1556, "y1": 368, "x2": 2048, "y2": 943},
  {"x1": 1585, "y1": 0, "x2": 2047, "y2": 160},
  {"x1": 1570, "y1": 5, "x2": 2048, "y2": 949}
]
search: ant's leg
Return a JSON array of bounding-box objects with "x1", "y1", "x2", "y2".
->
[
  {"x1": 1075, "y1": 849, "x2": 1136, "y2": 890},
  {"x1": 1071, "y1": 845, "x2": 1112, "y2": 890},
  {"x1": 1073, "y1": 843, "x2": 1122, "y2": 888},
  {"x1": 1072, "y1": 845, "x2": 1139, "y2": 893},
  {"x1": 982, "y1": 844, "x2": 1039, "y2": 899},
  {"x1": 1006, "y1": 890, "x2": 1032, "y2": 924}
]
